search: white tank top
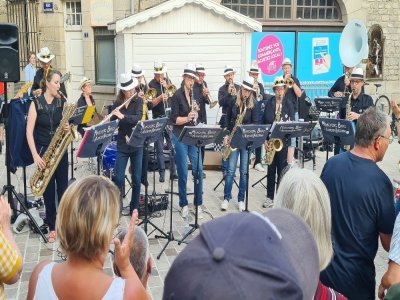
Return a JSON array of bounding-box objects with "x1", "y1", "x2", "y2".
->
[{"x1": 33, "y1": 262, "x2": 125, "y2": 300}]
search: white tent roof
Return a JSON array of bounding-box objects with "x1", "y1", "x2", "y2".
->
[{"x1": 113, "y1": 0, "x2": 262, "y2": 33}]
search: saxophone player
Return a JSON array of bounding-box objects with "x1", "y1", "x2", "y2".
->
[
  {"x1": 218, "y1": 65, "x2": 240, "y2": 176},
  {"x1": 262, "y1": 76, "x2": 295, "y2": 208},
  {"x1": 26, "y1": 70, "x2": 70, "y2": 243},
  {"x1": 170, "y1": 64, "x2": 204, "y2": 219},
  {"x1": 221, "y1": 76, "x2": 258, "y2": 212}
]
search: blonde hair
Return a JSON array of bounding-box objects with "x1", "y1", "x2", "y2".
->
[
  {"x1": 274, "y1": 167, "x2": 333, "y2": 271},
  {"x1": 56, "y1": 175, "x2": 120, "y2": 260},
  {"x1": 235, "y1": 88, "x2": 254, "y2": 109}
]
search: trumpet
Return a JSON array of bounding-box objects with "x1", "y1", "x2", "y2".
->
[
  {"x1": 228, "y1": 80, "x2": 237, "y2": 97},
  {"x1": 202, "y1": 82, "x2": 218, "y2": 108},
  {"x1": 285, "y1": 76, "x2": 294, "y2": 88},
  {"x1": 190, "y1": 84, "x2": 199, "y2": 125},
  {"x1": 163, "y1": 69, "x2": 176, "y2": 98}
]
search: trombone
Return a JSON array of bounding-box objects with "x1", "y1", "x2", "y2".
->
[
  {"x1": 202, "y1": 82, "x2": 218, "y2": 108},
  {"x1": 142, "y1": 75, "x2": 157, "y2": 102}
]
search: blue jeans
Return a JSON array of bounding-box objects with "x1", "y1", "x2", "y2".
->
[
  {"x1": 224, "y1": 149, "x2": 248, "y2": 202},
  {"x1": 172, "y1": 134, "x2": 203, "y2": 208},
  {"x1": 114, "y1": 148, "x2": 143, "y2": 212}
]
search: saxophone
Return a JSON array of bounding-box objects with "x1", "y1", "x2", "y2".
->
[
  {"x1": 264, "y1": 102, "x2": 283, "y2": 165},
  {"x1": 222, "y1": 103, "x2": 247, "y2": 161},
  {"x1": 343, "y1": 91, "x2": 354, "y2": 151},
  {"x1": 30, "y1": 94, "x2": 78, "y2": 197}
]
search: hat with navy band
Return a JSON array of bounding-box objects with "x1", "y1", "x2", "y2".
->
[
  {"x1": 282, "y1": 57, "x2": 292, "y2": 66},
  {"x1": 241, "y1": 75, "x2": 256, "y2": 92},
  {"x1": 163, "y1": 208, "x2": 320, "y2": 300},
  {"x1": 79, "y1": 77, "x2": 91, "y2": 90},
  {"x1": 349, "y1": 67, "x2": 365, "y2": 81},
  {"x1": 131, "y1": 64, "x2": 144, "y2": 78},
  {"x1": 182, "y1": 64, "x2": 199, "y2": 80},
  {"x1": 196, "y1": 64, "x2": 206, "y2": 74},
  {"x1": 117, "y1": 73, "x2": 138, "y2": 91},
  {"x1": 248, "y1": 64, "x2": 260, "y2": 74},
  {"x1": 222, "y1": 65, "x2": 236, "y2": 76}
]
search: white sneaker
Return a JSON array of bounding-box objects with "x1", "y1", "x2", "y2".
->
[
  {"x1": 238, "y1": 201, "x2": 245, "y2": 212},
  {"x1": 181, "y1": 205, "x2": 189, "y2": 218},
  {"x1": 263, "y1": 198, "x2": 274, "y2": 208},
  {"x1": 254, "y1": 163, "x2": 266, "y2": 172},
  {"x1": 197, "y1": 206, "x2": 204, "y2": 219},
  {"x1": 220, "y1": 199, "x2": 229, "y2": 211}
]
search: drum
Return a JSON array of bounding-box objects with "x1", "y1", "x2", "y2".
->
[{"x1": 102, "y1": 141, "x2": 117, "y2": 178}]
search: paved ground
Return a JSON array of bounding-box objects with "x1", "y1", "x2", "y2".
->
[{"x1": 1, "y1": 137, "x2": 399, "y2": 299}]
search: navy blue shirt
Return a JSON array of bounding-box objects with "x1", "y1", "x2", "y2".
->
[
  {"x1": 320, "y1": 151, "x2": 395, "y2": 300},
  {"x1": 227, "y1": 98, "x2": 258, "y2": 132},
  {"x1": 283, "y1": 75, "x2": 301, "y2": 112},
  {"x1": 339, "y1": 92, "x2": 374, "y2": 122},
  {"x1": 192, "y1": 81, "x2": 208, "y2": 124},
  {"x1": 218, "y1": 82, "x2": 240, "y2": 128}
]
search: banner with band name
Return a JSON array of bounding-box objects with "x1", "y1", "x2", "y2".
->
[{"x1": 251, "y1": 32, "x2": 296, "y2": 90}]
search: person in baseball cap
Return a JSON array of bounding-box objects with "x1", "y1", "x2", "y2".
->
[{"x1": 163, "y1": 208, "x2": 319, "y2": 299}]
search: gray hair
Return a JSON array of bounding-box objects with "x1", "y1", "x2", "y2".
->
[
  {"x1": 274, "y1": 167, "x2": 333, "y2": 271},
  {"x1": 114, "y1": 227, "x2": 150, "y2": 280},
  {"x1": 355, "y1": 107, "x2": 390, "y2": 147}
]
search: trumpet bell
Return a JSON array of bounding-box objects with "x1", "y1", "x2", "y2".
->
[
  {"x1": 285, "y1": 78, "x2": 294, "y2": 89},
  {"x1": 209, "y1": 100, "x2": 218, "y2": 109},
  {"x1": 145, "y1": 88, "x2": 157, "y2": 101},
  {"x1": 166, "y1": 85, "x2": 176, "y2": 97},
  {"x1": 339, "y1": 20, "x2": 369, "y2": 68}
]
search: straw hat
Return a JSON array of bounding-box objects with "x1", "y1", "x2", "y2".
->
[{"x1": 117, "y1": 73, "x2": 138, "y2": 91}]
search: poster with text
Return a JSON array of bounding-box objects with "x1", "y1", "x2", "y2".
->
[
  {"x1": 297, "y1": 32, "x2": 342, "y2": 86},
  {"x1": 251, "y1": 32, "x2": 295, "y2": 89}
]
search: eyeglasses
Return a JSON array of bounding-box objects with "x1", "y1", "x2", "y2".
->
[
  {"x1": 350, "y1": 80, "x2": 363, "y2": 85},
  {"x1": 379, "y1": 135, "x2": 394, "y2": 144}
]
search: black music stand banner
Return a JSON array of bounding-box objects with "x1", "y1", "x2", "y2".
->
[
  {"x1": 178, "y1": 126, "x2": 222, "y2": 146},
  {"x1": 70, "y1": 105, "x2": 95, "y2": 125},
  {"x1": 270, "y1": 121, "x2": 311, "y2": 143},
  {"x1": 314, "y1": 97, "x2": 342, "y2": 114},
  {"x1": 231, "y1": 124, "x2": 270, "y2": 150},
  {"x1": 127, "y1": 118, "x2": 168, "y2": 147},
  {"x1": 76, "y1": 120, "x2": 118, "y2": 158},
  {"x1": 319, "y1": 118, "x2": 355, "y2": 146}
]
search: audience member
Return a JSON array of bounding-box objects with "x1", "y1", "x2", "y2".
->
[
  {"x1": 163, "y1": 208, "x2": 320, "y2": 299},
  {"x1": 320, "y1": 107, "x2": 396, "y2": 300},
  {"x1": 113, "y1": 227, "x2": 152, "y2": 289},
  {"x1": 274, "y1": 167, "x2": 346, "y2": 299},
  {"x1": 27, "y1": 175, "x2": 148, "y2": 300},
  {"x1": 379, "y1": 213, "x2": 400, "y2": 299},
  {"x1": 0, "y1": 196, "x2": 23, "y2": 299},
  {"x1": 383, "y1": 282, "x2": 400, "y2": 300}
]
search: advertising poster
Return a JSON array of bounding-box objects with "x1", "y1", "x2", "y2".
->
[{"x1": 251, "y1": 32, "x2": 295, "y2": 89}]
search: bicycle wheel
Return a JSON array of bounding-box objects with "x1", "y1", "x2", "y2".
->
[{"x1": 375, "y1": 95, "x2": 391, "y2": 115}]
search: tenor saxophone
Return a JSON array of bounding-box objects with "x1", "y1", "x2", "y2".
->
[
  {"x1": 222, "y1": 104, "x2": 247, "y2": 161},
  {"x1": 30, "y1": 96, "x2": 78, "y2": 197},
  {"x1": 264, "y1": 102, "x2": 283, "y2": 165},
  {"x1": 343, "y1": 91, "x2": 354, "y2": 151}
]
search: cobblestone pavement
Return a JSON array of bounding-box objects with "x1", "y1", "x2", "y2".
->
[{"x1": 1, "y1": 139, "x2": 399, "y2": 299}]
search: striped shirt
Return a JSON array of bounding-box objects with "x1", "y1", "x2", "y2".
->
[
  {"x1": 0, "y1": 228, "x2": 22, "y2": 300},
  {"x1": 389, "y1": 213, "x2": 400, "y2": 264}
]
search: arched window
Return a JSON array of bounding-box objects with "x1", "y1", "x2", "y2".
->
[{"x1": 221, "y1": 0, "x2": 342, "y2": 21}]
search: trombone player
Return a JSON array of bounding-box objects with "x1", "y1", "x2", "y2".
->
[{"x1": 148, "y1": 62, "x2": 177, "y2": 182}]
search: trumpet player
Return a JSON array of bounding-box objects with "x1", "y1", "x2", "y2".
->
[
  {"x1": 282, "y1": 58, "x2": 302, "y2": 164},
  {"x1": 221, "y1": 76, "x2": 258, "y2": 212},
  {"x1": 262, "y1": 76, "x2": 295, "y2": 208},
  {"x1": 148, "y1": 62, "x2": 177, "y2": 182},
  {"x1": 170, "y1": 64, "x2": 204, "y2": 219},
  {"x1": 218, "y1": 65, "x2": 240, "y2": 176}
]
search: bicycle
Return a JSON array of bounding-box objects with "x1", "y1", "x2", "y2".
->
[{"x1": 368, "y1": 83, "x2": 398, "y2": 137}]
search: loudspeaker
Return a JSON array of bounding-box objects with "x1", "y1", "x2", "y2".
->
[{"x1": 0, "y1": 23, "x2": 19, "y2": 82}]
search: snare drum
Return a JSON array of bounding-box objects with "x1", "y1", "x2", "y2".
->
[{"x1": 102, "y1": 141, "x2": 117, "y2": 177}]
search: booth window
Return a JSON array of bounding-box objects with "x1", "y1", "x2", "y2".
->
[
  {"x1": 66, "y1": 1, "x2": 82, "y2": 26},
  {"x1": 221, "y1": 0, "x2": 341, "y2": 21},
  {"x1": 94, "y1": 27, "x2": 116, "y2": 85}
]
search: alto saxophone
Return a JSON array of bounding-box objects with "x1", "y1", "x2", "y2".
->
[
  {"x1": 30, "y1": 95, "x2": 78, "y2": 197},
  {"x1": 264, "y1": 102, "x2": 283, "y2": 165},
  {"x1": 222, "y1": 103, "x2": 247, "y2": 161},
  {"x1": 343, "y1": 91, "x2": 354, "y2": 151}
]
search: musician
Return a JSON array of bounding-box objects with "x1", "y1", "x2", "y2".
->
[
  {"x1": 262, "y1": 76, "x2": 295, "y2": 208},
  {"x1": 218, "y1": 65, "x2": 240, "y2": 176},
  {"x1": 221, "y1": 76, "x2": 258, "y2": 212},
  {"x1": 148, "y1": 62, "x2": 176, "y2": 182},
  {"x1": 131, "y1": 64, "x2": 148, "y2": 97},
  {"x1": 193, "y1": 64, "x2": 210, "y2": 177},
  {"x1": 328, "y1": 65, "x2": 354, "y2": 98},
  {"x1": 170, "y1": 64, "x2": 204, "y2": 219},
  {"x1": 248, "y1": 63, "x2": 269, "y2": 172},
  {"x1": 76, "y1": 77, "x2": 95, "y2": 136},
  {"x1": 30, "y1": 47, "x2": 67, "y2": 97},
  {"x1": 111, "y1": 73, "x2": 144, "y2": 216},
  {"x1": 26, "y1": 70, "x2": 70, "y2": 243}
]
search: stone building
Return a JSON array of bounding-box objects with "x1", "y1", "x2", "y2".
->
[{"x1": 1, "y1": 0, "x2": 399, "y2": 112}]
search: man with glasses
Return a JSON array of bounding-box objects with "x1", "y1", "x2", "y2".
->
[{"x1": 320, "y1": 107, "x2": 395, "y2": 300}]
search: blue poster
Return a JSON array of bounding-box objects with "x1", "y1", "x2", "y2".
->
[
  {"x1": 296, "y1": 32, "x2": 342, "y2": 85},
  {"x1": 251, "y1": 32, "x2": 295, "y2": 88}
]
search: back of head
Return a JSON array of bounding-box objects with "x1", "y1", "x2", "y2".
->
[
  {"x1": 274, "y1": 167, "x2": 333, "y2": 271},
  {"x1": 114, "y1": 227, "x2": 149, "y2": 281},
  {"x1": 355, "y1": 106, "x2": 389, "y2": 147},
  {"x1": 163, "y1": 209, "x2": 319, "y2": 300},
  {"x1": 56, "y1": 175, "x2": 120, "y2": 260}
]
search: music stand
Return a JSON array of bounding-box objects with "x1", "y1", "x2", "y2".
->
[
  {"x1": 297, "y1": 122, "x2": 317, "y2": 168},
  {"x1": 230, "y1": 125, "x2": 269, "y2": 211},
  {"x1": 178, "y1": 126, "x2": 221, "y2": 244},
  {"x1": 127, "y1": 118, "x2": 168, "y2": 236},
  {"x1": 76, "y1": 121, "x2": 118, "y2": 175},
  {"x1": 319, "y1": 118, "x2": 355, "y2": 161},
  {"x1": 314, "y1": 97, "x2": 342, "y2": 118}
]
